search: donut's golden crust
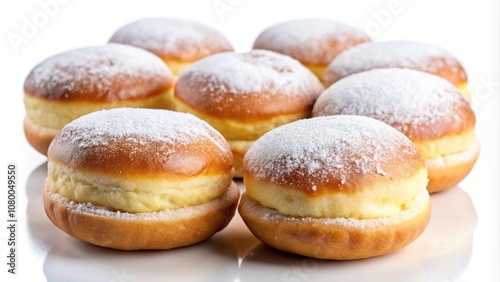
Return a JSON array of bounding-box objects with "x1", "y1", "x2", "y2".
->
[
  {"x1": 238, "y1": 194, "x2": 430, "y2": 260},
  {"x1": 174, "y1": 84, "x2": 316, "y2": 121},
  {"x1": 23, "y1": 117, "x2": 56, "y2": 155},
  {"x1": 430, "y1": 58, "x2": 467, "y2": 86},
  {"x1": 426, "y1": 142, "x2": 480, "y2": 193},
  {"x1": 44, "y1": 182, "x2": 240, "y2": 250},
  {"x1": 48, "y1": 130, "x2": 233, "y2": 178},
  {"x1": 323, "y1": 40, "x2": 468, "y2": 88},
  {"x1": 312, "y1": 90, "x2": 475, "y2": 142},
  {"x1": 173, "y1": 51, "x2": 324, "y2": 121},
  {"x1": 23, "y1": 56, "x2": 174, "y2": 102},
  {"x1": 243, "y1": 146, "x2": 424, "y2": 195},
  {"x1": 24, "y1": 80, "x2": 172, "y2": 102},
  {"x1": 386, "y1": 104, "x2": 475, "y2": 142},
  {"x1": 252, "y1": 19, "x2": 371, "y2": 66},
  {"x1": 108, "y1": 18, "x2": 234, "y2": 63},
  {"x1": 260, "y1": 36, "x2": 369, "y2": 67},
  {"x1": 325, "y1": 57, "x2": 467, "y2": 87}
]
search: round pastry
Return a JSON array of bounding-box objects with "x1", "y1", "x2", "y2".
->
[
  {"x1": 239, "y1": 115, "x2": 430, "y2": 260},
  {"x1": 313, "y1": 68, "x2": 479, "y2": 193},
  {"x1": 323, "y1": 40, "x2": 470, "y2": 101},
  {"x1": 23, "y1": 44, "x2": 174, "y2": 156},
  {"x1": 109, "y1": 17, "x2": 234, "y2": 76},
  {"x1": 173, "y1": 49, "x2": 325, "y2": 177},
  {"x1": 43, "y1": 108, "x2": 239, "y2": 250},
  {"x1": 252, "y1": 18, "x2": 371, "y2": 82}
]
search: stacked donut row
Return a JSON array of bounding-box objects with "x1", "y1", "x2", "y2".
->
[{"x1": 25, "y1": 17, "x2": 479, "y2": 260}]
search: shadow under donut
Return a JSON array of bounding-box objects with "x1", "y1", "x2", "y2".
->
[
  {"x1": 26, "y1": 161, "x2": 64, "y2": 254},
  {"x1": 43, "y1": 232, "x2": 239, "y2": 282}
]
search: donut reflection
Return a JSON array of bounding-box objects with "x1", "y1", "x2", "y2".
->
[
  {"x1": 44, "y1": 233, "x2": 239, "y2": 282},
  {"x1": 26, "y1": 162, "x2": 63, "y2": 254}
]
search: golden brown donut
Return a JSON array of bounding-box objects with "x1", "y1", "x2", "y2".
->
[
  {"x1": 253, "y1": 18, "x2": 371, "y2": 82},
  {"x1": 43, "y1": 108, "x2": 239, "y2": 250},
  {"x1": 323, "y1": 40, "x2": 470, "y2": 101},
  {"x1": 23, "y1": 44, "x2": 174, "y2": 156},
  {"x1": 109, "y1": 17, "x2": 234, "y2": 76},
  {"x1": 239, "y1": 115, "x2": 430, "y2": 260},
  {"x1": 173, "y1": 49, "x2": 325, "y2": 177},
  {"x1": 313, "y1": 68, "x2": 479, "y2": 193}
]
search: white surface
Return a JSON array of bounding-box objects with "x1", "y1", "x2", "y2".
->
[{"x1": 0, "y1": 0, "x2": 499, "y2": 281}]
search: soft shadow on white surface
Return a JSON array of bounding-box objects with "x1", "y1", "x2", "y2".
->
[
  {"x1": 26, "y1": 162, "x2": 65, "y2": 254},
  {"x1": 43, "y1": 233, "x2": 239, "y2": 282},
  {"x1": 239, "y1": 187, "x2": 476, "y2": 282}
]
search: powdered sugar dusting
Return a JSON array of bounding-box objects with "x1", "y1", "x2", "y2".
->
[
  {"x1": 57, "y1": 108, "x2": 228, "y2": 153},
  {"x1": 244, "y1": 115, "x2": 418, "y2": 189},
  {"x1": 25, "y1": 44, "x2": 172, "y2": 100},
  {"x1": 328, "y1": 40, "x2": 466, "y2": 81},
  {"x1": 109, "y1": 17, "x2": 233, "y2": 60},
  {"x1": 314, "y1": 68, "x2": 470, "y2": 139},
  {"x1": 253, "y1": 18, "x2": 370, "y2": 64},
  {"x1": 179, "y1": 49, "x2": 324, "y2": 97}
]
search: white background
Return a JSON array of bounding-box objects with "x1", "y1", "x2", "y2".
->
[{"x1": 0, "y1": 0, "x2": 499, "y2": 281}]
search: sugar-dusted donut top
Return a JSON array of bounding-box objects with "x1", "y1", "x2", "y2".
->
[
  {"x1": 109, "y1": 17, "x2": 233, "y2": 61},
  {"x1": 324, "y1": 40, "x2": 467, "y2": 86},
  {"x1": 175, "y1": 49, "x2": 324, "y2": 120},
  {"x1": 244, "y1": 115, "x2": 424, "y2": 192},
  {"x1": 24, "y1": 44, "x2": 173, "y2": 101},
  {"x1": 48, "y1": 108, "x2": 232, "y2": 176},
  {"x1": 253, "y1": 18, "x2": 371, "y2": 65},
  {"x1": 314, "y1": 68, "x2": 475, "y2": 140}
]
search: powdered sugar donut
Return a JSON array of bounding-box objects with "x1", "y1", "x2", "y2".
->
[
  {"x1": 23, "y1": 44, "x2": 174, "y2": 155},
  {"x1": 323, "y1": 40, "x2": 470, "y2": 100},
  {"x1": 43, "y1": 108, "x2": 239, "y2": 250},
  {"x1": 174, "y1": 49, "x2": 324, "y2": 177},
  {"x1": 313, "y1": 68, "x2": 479, "y2": 193},
  {"x1": 239, "y1": 115, "x2": 430, "y2": 260},
  {"x1": 109, "y1": 17, "x2": 233, "y2": 76},
  {"x1": 253, "y1": 18, "x2": 371, "y2": 82}
]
